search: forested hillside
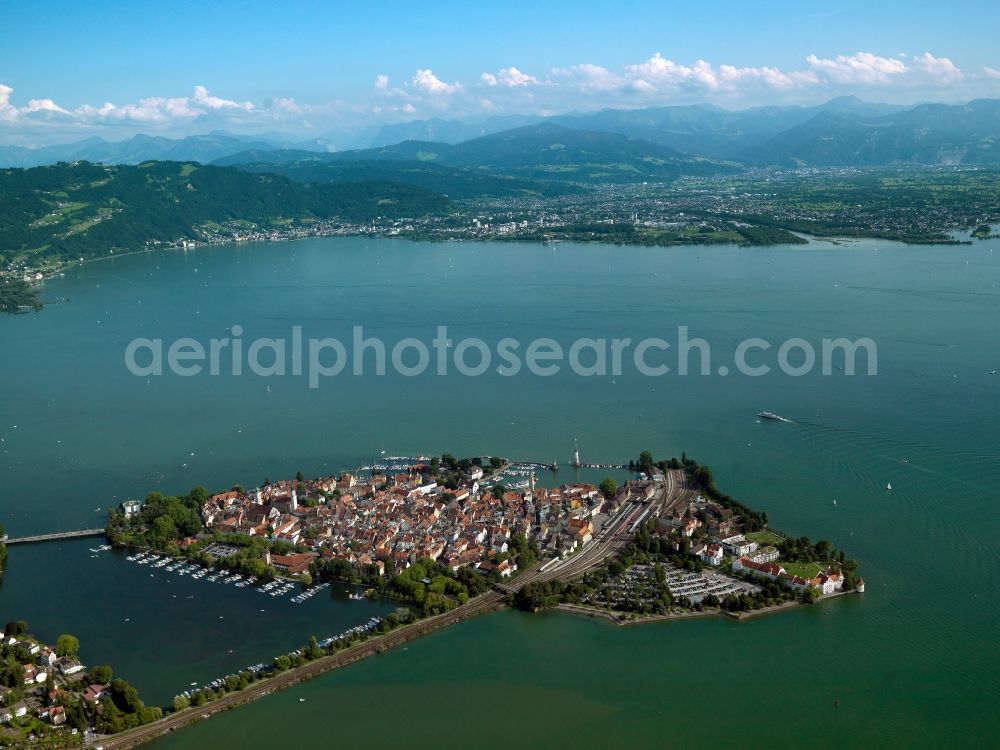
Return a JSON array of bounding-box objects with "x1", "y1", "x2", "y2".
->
[{"x1": 0, "y1": 161, "x2": 450, "y2": 266}]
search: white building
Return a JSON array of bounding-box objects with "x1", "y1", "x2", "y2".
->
[
  {"x1": 122, "y1": 499, "x2": 143, "y2": 517},
  {"x1": 700, "y1": 543, "x2": 724, "y2": 566},
  {"x1": 726, "y1": 538, "x2": 759, "y2": 557},
  {"x1": 749, "y1": 546, "x2": 779, "y2": 564}
]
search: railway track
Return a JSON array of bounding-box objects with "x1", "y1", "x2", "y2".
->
[{"x1": 91, "y1": 591, "x2": 504, "y2": 748}]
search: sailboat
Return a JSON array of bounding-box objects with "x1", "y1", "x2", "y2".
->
[{"x1": 886, "y1": 483, "x2": 892, "y2": 491}]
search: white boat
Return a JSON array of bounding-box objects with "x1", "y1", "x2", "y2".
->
[
  {"x1": 758, "y1": 411, "x2": 792, "y2": 423},
  {"x1": 886, "y1": 483, "x2": 893, "y2": 491}
]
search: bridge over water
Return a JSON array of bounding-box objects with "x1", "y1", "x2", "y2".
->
[{"x1": 2, "y1": 528, "x2": 106, "y2": 545}]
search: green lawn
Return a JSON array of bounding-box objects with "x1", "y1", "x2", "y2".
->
[
  {"x1": 746, "y1": 530, "x2": 785, "y2": 546},
  {"x1": 779, "y1": 561, "x2": 826, "y2": 579}
]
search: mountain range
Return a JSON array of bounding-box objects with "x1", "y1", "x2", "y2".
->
[
  {"x1": 217, "y1": 123, "x2": 736, "y2": 186},
  {"x1": 212, "y1": 153, "x2": 581, "y2": 198},
  {"x1": 354, "y1": 96, "x2": 1000, "y2": 167},
  {"x1": 3, "y1": 97, "x2": 1000, "y2": 176},
  {"x1": 746, "y1": 99, "x2": 1000, "y2": 166},
  {"x1": 0, "y1": 132, "x2": 332, "y2": 169}
]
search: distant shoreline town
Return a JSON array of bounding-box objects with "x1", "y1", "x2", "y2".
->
[{"x1": 4, "y1": 161, "x2": 999, "y2": 316}]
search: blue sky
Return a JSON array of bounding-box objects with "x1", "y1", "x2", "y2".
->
[{"x1": 2, "y1": 0, "x2": 999, "y2": 146}]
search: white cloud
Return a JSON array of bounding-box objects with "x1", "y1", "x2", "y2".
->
[
  {"x1": 0, "y1": 84, "x2": 16, "y2": 122},
  {"x1": 619, "y1": 54, "x2": 821, "y2": 94},
  {"x1": 1, "y1": 85, "x2": 260, "y2": 127},
  {"x1": 911, "y1": 52, "x2": 963, "y2": 82},
  {"x1": 553, "y1": 63, "x2": 624, "y2": 92},
  {"x1": 805, "y1": 52, "x2": 908, "y2": 84},
  {"x1": 22, "y1": 98, "x2": 69, "y2": 114},
  {"x1": 192, "y1": 85, "x2": 253, "y2": 111},
  {"x1": 0, "y1": 49, "x2": 992, "y2": 147},
  {"x1": 481, "y1": 66, "x2": 538, "y2": 88},
  {"x1": 628, "y1": 79, "x2": 656, "y2": 94},
  {"x1": 271, "y1": 97, "x2": 303, "y2": 114},
  {"x1": 718, "y1": 64, "x2": 816, "y2": 89},
  {"x1": 411, "y1": 69, "x2": 462, "y2": 95},
  {"x1": 626, "y1": 54, "x2": 718, "y2": 89}
]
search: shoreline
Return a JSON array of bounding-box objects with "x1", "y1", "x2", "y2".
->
[
  {"x1": 30, "y1": 581, "x2": 861, "y2": 746},
  {"x1": 89, "y1": 591, "x2": 506, "y2": 748},
  {"x1": 8, "y1": 221, "x2": 978, "y2": 295},
  {"x1": 555, "y1": 588, "x2": 860, "y2": 626}
]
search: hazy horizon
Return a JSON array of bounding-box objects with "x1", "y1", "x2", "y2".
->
[
  {"x1": 0, "y1": 92, "x2": 993, "y2": 152},
  {"x1": 2, "y1": 0, "x2": 1000, "y2": 147}
]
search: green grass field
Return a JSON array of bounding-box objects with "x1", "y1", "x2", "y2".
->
[
  {"x1": 746, "y1": 530, "x2": 785, "y2": 546},
  {"x1": 779, "y1": 561, "x2": 826, "y2": 579}
]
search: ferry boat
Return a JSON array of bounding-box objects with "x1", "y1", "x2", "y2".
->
[{"x1": 758, "y1": 411, "x2": 792, "y2": 423}]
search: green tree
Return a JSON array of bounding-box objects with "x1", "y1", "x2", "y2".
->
[
  {"x1": 56, "y1": 634, "x2": 80, "y2": 657},
  {"x1": 89, "y1": 665, "x2": 113, "y2": 685},
  {"x1": 307, "y1": 635, "x2": 322, "y2": 660},
  {"x1": 599, "y1": 477, "x2": 617, "y2": 499},
  {"x1": 189, "y1": 486, "x2": 210, "y2": 506},
  {"x1": 3, "y1": 621, "x2": 27, "y2": 637},
  {"x1": 110, "y1": 679, "x2": 142, "y2": 714},
  {"x1": 150, "y1": 515, "x2": 179, "y2": 545}
]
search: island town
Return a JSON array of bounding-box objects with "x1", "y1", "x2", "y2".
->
[{"x1": 2, "y1": 451, "x2": 861, "y2": 747}]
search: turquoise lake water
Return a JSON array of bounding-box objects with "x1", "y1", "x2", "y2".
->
[{"x1": 0, "y1": 236, "x2": 997, "y2": 747}]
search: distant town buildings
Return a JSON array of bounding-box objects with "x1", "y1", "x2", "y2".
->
[{"x1": 200, "y1": 468, "x2": 608, "y2": 576}]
